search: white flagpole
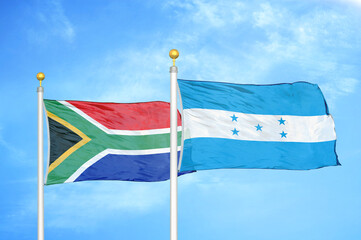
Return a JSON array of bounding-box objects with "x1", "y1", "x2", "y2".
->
[
  {"x1": 169, "y1": 49, "x2": 179, "y2": 240},
  {"x1": 37, "y1": 72, "x2": 45, "y2": 240}
]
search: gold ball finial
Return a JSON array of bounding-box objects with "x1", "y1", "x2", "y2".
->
[
  {"x1": 169, "y1": 49, "x2": 179, "y2": 59},
  {"x1": 37, "y1": 72, "x2": 45, "y2": 86},
  {"x1": 169, "y1": 49, "x2": 179, "y2": 66},
  {"x1": 37, "y1": 72, "x2": 45, "y2": 81}
]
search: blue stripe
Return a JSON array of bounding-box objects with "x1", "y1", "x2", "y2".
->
[
  {"x1": 180, "y1": 138, "x2": 339, "y2": 171},
  {"x1": 178, "y1": 79, "x2": 329, "y2": 116},
  {"x1": 75, "y1": 152, "x2": 191, "y2": 182}
]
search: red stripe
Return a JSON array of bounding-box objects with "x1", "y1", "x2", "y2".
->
[{"x1": 67, "y1": 100, "x2": 181, "y2": 131}]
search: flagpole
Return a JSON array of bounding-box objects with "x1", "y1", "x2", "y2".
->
[
  {"x1": 37, "y1": 72, "x2": 45, "y2": 240},
  {"x1": 169, "y1": 49, "x2": 179, "y2": 240}
]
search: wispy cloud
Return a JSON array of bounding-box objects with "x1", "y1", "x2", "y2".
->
[
  {"x1": 28, "y1": 0, "x2": 75, "y2": 43},
  {"x1": 54, "y1": 46, "x2": 174, "y2": 104},
  {"x1": 253, "y1": 2, "x2": 284, "y2": 28},
  {"x1": 59, "y1": 0, "x2": 359, "y2": 106},
  {"x1": 0, "y1": 126, "x2": 26, "y2": 160},
  {"x1": 3, "y1": 180, "x2": 170, "y2": 231},
  {"x1": 162, "y1": 1, "x2": 361, "y2": 97},
  {"x1": 44, "y1": 181, "x2": 169, "y2": 229},
  {"x1": 332, "y1": 0, "x2": 361, "y2": 8},
  {"x1": 95, "y1": 48, "x2": 172, "y2": 103},
  {"x1": 165, "y1": 0, "x2": 246, "y2": 28},
  {"x1": 320, "y1": 77, "x2": 359, "y2": 105}
]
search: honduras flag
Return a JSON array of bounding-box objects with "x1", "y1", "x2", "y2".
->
[{"x1": 178, "y1": 79, "x2": 339, "y2": 172}]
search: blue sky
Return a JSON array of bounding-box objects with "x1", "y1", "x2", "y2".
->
[{"x1": 1, "y1": 0, "x2": 361, "y2": 239}]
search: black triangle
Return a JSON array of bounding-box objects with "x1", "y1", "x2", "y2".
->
[{"x1": 48, "y1": 117, "x2": 83, "y2": 165}]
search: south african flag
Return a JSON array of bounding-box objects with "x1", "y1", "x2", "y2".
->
[{"x1": 44, "y1": 99, "x2": 182, "y2": 185}]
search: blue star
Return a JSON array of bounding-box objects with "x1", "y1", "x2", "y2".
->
[
  {"x1": 231, "y1": 128, "x2": 239, "y2": 136},
  {"x1": 278, "y1": 117, "x2": 286, "y2": 125},
  {"x1": 280, "y1": 131, "x2": 287, "y2": 138},
  {"x1": 230, "y1": 114, "x2": 238, "y2": 122},
  {"x1": 255, "y1": 124, "x2": 263, "y2": 131}
]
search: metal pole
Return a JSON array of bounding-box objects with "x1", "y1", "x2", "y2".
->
[
  {"x1": 169, "y1": 49, "x2": 179, "y2": 240},
  {"x1": 37, "y1": 72, "x2": 45, "y2": 240}
]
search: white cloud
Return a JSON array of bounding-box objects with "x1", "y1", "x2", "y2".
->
[
  {"x1": 320, "y1": 77, "x2": 359, "y2": 105},
  {"x1": 44, "y1": 181, "x2": 169, "y2": 229},
  {"x1": 253, "y1": 2, "x2": 283, "y2": 28},
  {"x1": 29, "y1": 0, "x2": 75, "y2": 43},
  {"x1": 3, "y1": 179, "x2": 171, "y2": 231},
  {"x1": 332, "y1": 0, "x2": 361, "y2": 7},
  {"x1": 86, "y1": 1, "x2": 360, "y2": 105},
  {"x1": 248, "y1": 3, "x2": 361, "y2": 101},
  {"x1": 338, "y1": 78, "x2": 359, "y2": 93},
  {"x1": 0, "y1": 126, "x2": 26, "y2": 160},
  {"x1": 43, "y1": 0, "x2": 354, "y2": 107},
  {"x1": 50, "y1": 0, "x2": 360, "y2": 116},
  {"x1": 84, "y1": 47, "x2": 172, "y2": 103},
  {"x1": 165, "y1": 0, "x2": 246, "y2": 28}
]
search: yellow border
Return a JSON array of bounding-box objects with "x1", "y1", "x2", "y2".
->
[{"x1": 46, "y1": 111, "x2": 91, "y2": 173}]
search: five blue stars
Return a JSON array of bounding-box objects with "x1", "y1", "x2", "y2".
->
[
  {"x1": 278, "y1": 117, "x2": 286, "y2": 125},
  {"x1": 227, "y1": 115, "x2": 288, "y2": 138},
  {"x1": 280, "y1": 131, "x2": 287, "y2": 138},
  {"x1": 255, "y1": 124, "x2": 263, "y2": 131},
  {"x1": 231, "y1": 128, "x2": 239, "y2": 135},
  {"x1": 230, "y1": 114, "x2": 238, "y2": 122}
]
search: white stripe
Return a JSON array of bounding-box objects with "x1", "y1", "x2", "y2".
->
[
  {"x1": 65, "y1": 147, "x2": 182, "y2": 183},
  {"x1": 59, "y1": 100, "x2": 181, "y2": 135},
  {"x1": 183, "y1": 109, "x2": 336, "y2": 143}
]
